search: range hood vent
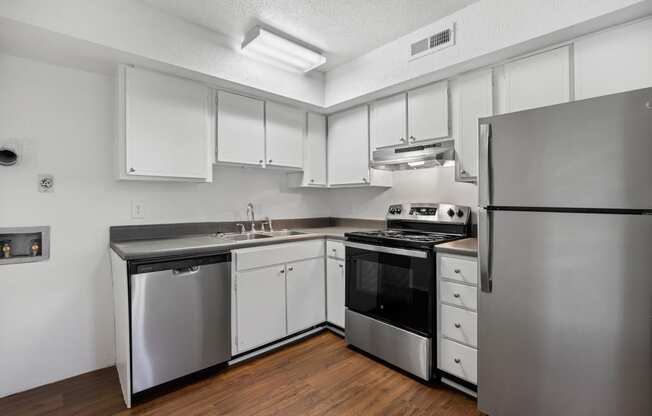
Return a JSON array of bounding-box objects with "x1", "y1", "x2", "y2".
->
[{"x1": 370, "y1": 138, "x2": 455, "y2": 171}]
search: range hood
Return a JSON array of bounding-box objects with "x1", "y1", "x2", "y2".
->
[{"x1": 370, "y1": 138, "x2": 455, "y2": 171}]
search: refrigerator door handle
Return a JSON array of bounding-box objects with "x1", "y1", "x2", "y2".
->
[
  {"x1": 479, "y1": 123, "x2": 492, "y2": 207},
  {"x1": 479, "y1": 209, "x2": 493, "y2": 293}
]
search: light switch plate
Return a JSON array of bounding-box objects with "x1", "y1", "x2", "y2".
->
[{"x1": 131, "y1": 201, "x2": 145, "y2": 219}]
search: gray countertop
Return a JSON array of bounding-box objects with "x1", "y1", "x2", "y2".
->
[
  {"x1": 435, "y1": 238, "x2": 478, "y2": 257},
  {"x1": 111, "y1": 225, "x2": 378, "y2": 261}
]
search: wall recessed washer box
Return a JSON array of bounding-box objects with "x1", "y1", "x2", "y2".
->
[{"x1": 0, "y1": 226, "x2": 50, "y2": 265}]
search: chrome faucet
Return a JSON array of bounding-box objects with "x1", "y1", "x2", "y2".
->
[{"x1": 246, "y1": 202, "x2": 256, "y2": 232}]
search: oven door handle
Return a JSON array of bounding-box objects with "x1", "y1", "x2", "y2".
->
[{"x1": 344, "y1": 242, "x2": 429, "y2": 259}]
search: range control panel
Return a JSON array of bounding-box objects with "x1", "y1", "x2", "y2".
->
[{"x1": 386, "y1": 203, "x2": 471, "y2": 224}]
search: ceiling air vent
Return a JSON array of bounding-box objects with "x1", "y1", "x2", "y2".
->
[{"x1": 409, "y1": 23, "x2": 455, "y2": 61}]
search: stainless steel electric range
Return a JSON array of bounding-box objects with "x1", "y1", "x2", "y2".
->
[{"x1": 344, "y1": 203, "x2": 471, "y2": 380}]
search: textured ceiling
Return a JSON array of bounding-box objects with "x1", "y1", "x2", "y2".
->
[{"x1": 141, "y1": 0, "x2": 478, "y2": 71}]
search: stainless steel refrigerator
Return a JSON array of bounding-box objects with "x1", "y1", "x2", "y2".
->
[{"x1": 477, "y1": 87, "x2": 652, "y2": 416}]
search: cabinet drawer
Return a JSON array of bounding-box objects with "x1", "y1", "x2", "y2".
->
[
  {"x1": 439, "y1": 254, "x2": 477, "y2": 285},
  {"x1": 235, "y1": 240, "x2": 324, "y2": 271},
  {"x1": 439, "y1": 338, "x2": 477, "y2": 384},
  {"x1": 327, "y1": 240, "x2": 345, "y2": 260},
  {"x1": 441, "y1": 304, "x2": 477, "y2": 348},
  {"x1": 440, "y1": 281, "x2": 477, "y2": 311}
]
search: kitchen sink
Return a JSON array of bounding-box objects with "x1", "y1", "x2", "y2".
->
[
  {"x1": 261, "y1": 230, "x2": 305, "y2": 237},
  {"x1": 224, "y1": 233, "x2": 272, "y2": 241}
]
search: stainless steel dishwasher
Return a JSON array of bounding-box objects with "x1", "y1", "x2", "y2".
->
[{"x1": 129, "y1": 253, "x2": 231, "y2": 393}]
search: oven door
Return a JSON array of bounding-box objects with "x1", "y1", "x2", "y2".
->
[{"x1": 345, "y1": 241, "x2": 434, "y2": 337}]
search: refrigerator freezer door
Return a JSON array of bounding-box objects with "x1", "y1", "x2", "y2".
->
[
  {"x1": 479, "y1": 87, "x2": 652, "y2": 209},
  {"x1": 478, "y1": 210, "x2": 652, "y2": 416}
]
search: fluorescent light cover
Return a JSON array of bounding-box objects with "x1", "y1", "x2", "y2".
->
[{"x1": 242, "y1": 27, "x2": 326, "y2": 73}]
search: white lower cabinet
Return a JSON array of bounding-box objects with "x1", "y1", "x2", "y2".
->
[
  {"x1": 326, "y1": 256, "x2": 345, "y2": 328},
  {"x1": 439, "y1": 338, "x2": 478, "y2": 384},
  {"x1": 287, "y1": 258, "x2": 326, "y2": 333},
  {"x1": 232, "y1": 240, "x2": 325, "y2": 354},
  {"x1": 437, "y1": 252, "x2": 479, "y2": 388},
  {"x1": 235, "y1": 264, "x2": 287, "y2": 353}
]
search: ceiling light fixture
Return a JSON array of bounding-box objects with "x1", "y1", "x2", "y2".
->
[{"x1": 241, "y1": 27, "x2": 326, "y2": 73}]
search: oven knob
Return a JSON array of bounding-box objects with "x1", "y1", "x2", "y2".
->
[
  {"x1": 447, "y1": 208, "x2": 455, "y2": 217},
  {"x1": 456, "y1": 209, "x2": 464, "y2": 217}
]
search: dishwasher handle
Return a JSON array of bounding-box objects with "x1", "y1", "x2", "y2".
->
[
  {"x1": 130, "y1": 252, "x2": 231, "y2": 275},
  {"x1": 172, "y1": 265, "x2": 200, "y2": 276}
]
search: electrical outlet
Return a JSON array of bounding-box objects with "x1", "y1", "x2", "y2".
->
[{"x1": 131, "y1": 201, "x2": 145, "y2": 219}]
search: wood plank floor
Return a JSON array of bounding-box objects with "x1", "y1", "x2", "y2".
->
[{"x1": 0, "y1": 331, "x2": 481, "y2": 416}]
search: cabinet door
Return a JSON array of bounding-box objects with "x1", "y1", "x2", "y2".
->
[
  {"x1": 286, "y1": 258, "x2": 326, "y2": 333},
  {"x1": 305, "y1": 113, "x2": 327, "y2": 185},
  {"x1": 327, "y1": 106, "x2": 370, "y2": 186},
  {"x1": 574, "y1": 18, "x2": 652, "y2": 100},
  {"x1": 326, "y1": 258, "x2": 345, "y2": 328},
  {"x1": 122, "y1": 66, "x2": 212, "y2": 180},
  {"x1": 217, "y1": 91, "x2": 265, "y2": 166},
  {"x1": 503, "y1": 46, "x2": 571, "y2": 113},
  {"x1": 370, "y1": 93, "x2": 407, "y2": 150},
  {"x1": 455, "y1": 70, "x2": 492, "y2": 181},
  {"x1": 408, "y1": 81, "x2": 449, "y2": 142},
  {"x1": 236, "y1": 265, "x2": 287, "y2": 352},
  {"x1": 266, "y1": 101, "x2": 304, "y2": 169}
]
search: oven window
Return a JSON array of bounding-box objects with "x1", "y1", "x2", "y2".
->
[{"x1": 345, "y1": 246, "x2": 434, "y2": 337}]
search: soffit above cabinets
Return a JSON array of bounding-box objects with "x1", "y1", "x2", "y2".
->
[{"x1": 140, "y1": 0, "x2": 478, "y2": 71}]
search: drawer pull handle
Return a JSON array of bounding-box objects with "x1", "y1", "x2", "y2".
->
[
  {"x1": 454, "y1": 358, "x2": 461, "y2": 364},
  {"x1": 332, "y1": 248, "x2": 337, "y2": 252},
  {"x1": 288, "y1": 266, "x2": 294, "y2": 271},
  {"x1": 454, "y1": 322, "x2": 461, "y2": 328},
  {"x1": 454, "y1": 269, "x2": 461, "y2": 274},
  {"x1": 280, "y1": 269, "x2": 285, "y2": 274},
  {"x1": 453, "y1": 293, "x2": 461, "y2": 298}
]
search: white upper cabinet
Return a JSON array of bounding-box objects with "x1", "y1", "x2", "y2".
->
[
  {"x1": 117, "y1": 66, "x2": 213, "y2": 182},
  {"x1": 370, "y1": 93, "x2": 407, "y2": 150},
  {"x1": 306, "y1": 113, "x2": 327, "y2": 185},
  {"x1": 327, "y1": 106, "x2": 371, "y2": 186},
  {"x1": 574, "y1": 18, "x2": 652, "y2": 100},
  {"x1": 408, "y1": 81, "x2": 449, "y2": 143},
  {"x1": 288, "y1": 113, "x2": 327, "y2": 187},
  {"x1": 454, "y1": 69, "x2": 493, "y2": 182},
  {"x1": 216, "y1": 91, "x2": 265, "y2": 167},
  {"x1": 328, "y1": 105, "x2": 392, "y2": 188},
  {"x1": 502, "y1": 46, "x2": 571, "y2": 113},
  {"x1": 265, "y1": 101, "x2": 304, "y2": 169}
]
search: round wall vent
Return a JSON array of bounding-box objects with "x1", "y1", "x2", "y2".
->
[{"x1": 0, "y1": 147, "x2": 18, "y2": 166}]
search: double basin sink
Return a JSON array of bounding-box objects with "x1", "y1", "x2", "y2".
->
[{"x1": 216, "y1": 230, "x2": 305, "y2": 242}]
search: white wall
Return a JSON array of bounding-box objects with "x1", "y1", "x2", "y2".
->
[
  {"x1": 0, "y1": 0, "x2": 325, "y2": 107},
  {"x1": 324, "y1": 0, "x2": 652, "y2": 108},
  {"x1": 0, "y1": 53, "x2": 331, "y2": 398},
  {"x1": 327, "y1": 167, "x2": 477, "y2": 220}
]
